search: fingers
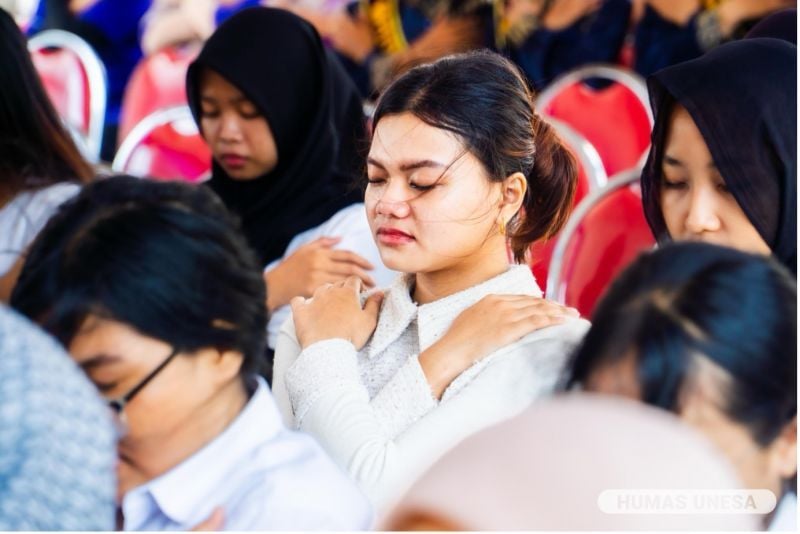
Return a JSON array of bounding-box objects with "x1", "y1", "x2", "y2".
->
[
  {"x1": 476, "y1": 294, "x2": 579, "y2": 317},
  {"x1": 363, "y1": 291, "x2": 385, "y2": 318},
  {"x1": 310, "y1": 236, "x2": 342, "y2": 248},
  {"x1": 191, "y1": 507, "x2": 225, "y2": 531},
  {"x1": 324, "y1": 263, "x2": 376, "y2": 287},
  {"x1": 329, "y1": 249, "x2": 375, "y2": 270}
]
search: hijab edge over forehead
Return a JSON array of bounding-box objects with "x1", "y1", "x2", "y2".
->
[{"x1": 641, "y1": 38, "x2": 797, "y2": 273}]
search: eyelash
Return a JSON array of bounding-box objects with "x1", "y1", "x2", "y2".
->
[
  {"x1": 93, "y1": 380, "x2": 119, "y2": 393},
  {"x1": 366, "y1": 177, "x2": 436, "y2": 191},
  {"x1": 662, "y1": 180, "x2": 730, "y2": 193},
  {"x1": 200, "y1": 110, "x2": 261, "y2": 120}
]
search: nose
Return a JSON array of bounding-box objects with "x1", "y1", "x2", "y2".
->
[
  {"x1": 374, "y1": 182, "x2": 412, "y2": 219},
  {"x1": 684, "y1": 185, "x2": 721, "y2": 236},
  {"x1": 218, "y1": 112, "x2": 243, "y2": 143}
]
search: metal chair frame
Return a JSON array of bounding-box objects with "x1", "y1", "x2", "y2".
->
[
  {"x1": 111, "y1": 105, "x2": 202, "y2": 176},
  {"x1": 28, "y1": 29, "x2": 108, "y2": 162},
  {"x1": 536, "y1": 63, "x2": 654, "y2": 172},
  {"x1": 545, "y1": 168, "x2": 642, "y2": 303}
]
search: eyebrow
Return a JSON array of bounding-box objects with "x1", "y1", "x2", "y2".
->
[
  {"x1": 367, "y1": 157, "x2": 448, "y2": 172},
  {"x1": 79, "y1": 354, "x2": 122, "y2": 371}
]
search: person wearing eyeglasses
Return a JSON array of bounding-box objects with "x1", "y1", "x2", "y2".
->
[{"x1": 9, "y1": 176, "x2": 372, "y2": 530}]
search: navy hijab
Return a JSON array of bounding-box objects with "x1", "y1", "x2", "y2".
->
[
  {"x1": 641, "y1": 38, "x2": 797, "y2": 274},
  {"x1": 186, "y1": 7, "x2": 365, "y2": 266}
]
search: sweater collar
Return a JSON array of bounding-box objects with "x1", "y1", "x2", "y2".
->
[{"x1": 366, "y1": 265, "x2": 541, "y2": 359}]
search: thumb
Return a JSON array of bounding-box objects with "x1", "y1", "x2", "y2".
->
[
  {"x1": 191, "y1": 507, "x2": 225, "y2": 531},
  {"x1": 314, "y1": 236, "x2": 342, "y2": 248},
  {"x1": 363, "y1": 291, "x2": 384, "y2": 318}
]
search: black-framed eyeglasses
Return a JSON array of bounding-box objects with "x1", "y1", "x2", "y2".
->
[{"x1": 108, "y1": 347, "x2": 179, "y2": 415}]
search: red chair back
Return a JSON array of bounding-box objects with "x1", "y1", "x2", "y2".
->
[
  {"x1": 529, "y1": 118, "x2": 607, "y2": 292},
  {"x1": 537, "y1": 65, "x2": 652, "y2": 178},
  {"x1": 118, "y1": 44, "x2": 200, "y2": 143},
  {"x1": 112, "y1": 106, "x2": 211, "y2": 182},
  {"x1": 545, "y1": 170, "x2": 655, "y2": 318},
  {"x1": 28, "y1": 29, "x2": 107, "y2": 161}
]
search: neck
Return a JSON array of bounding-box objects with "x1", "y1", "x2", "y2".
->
[
  {"x1": 413, "y1": 245, "x2": 511, "y2": 305},
  {"x1": 116, "y1": 380, "x2": 249, "y2": 499}
]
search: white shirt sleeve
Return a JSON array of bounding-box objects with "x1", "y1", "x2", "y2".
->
[
  {"x1": 0, "y1": 183, "x2": 80, "y2": 275},
  {"x1": 265, "y1": 204, "x2": 396, "y2": 349}
]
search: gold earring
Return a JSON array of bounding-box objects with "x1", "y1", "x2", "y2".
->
[{"x1": 498, "y1": 218, "x2": 506, "y2": 236}]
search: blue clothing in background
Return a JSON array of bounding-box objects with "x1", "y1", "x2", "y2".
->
[
  {"x1": 215, "y1": 0, "x2": 261, "y2": 25},
  {"x1": 507, "y1": 0, "x2": 631, "y2": 90},
  {"x1": 633, "y1": 4, "x2": 703, "y2": 77}
]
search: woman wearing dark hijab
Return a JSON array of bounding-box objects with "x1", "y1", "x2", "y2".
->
[
  {"x1": 640, "y1": 37, "x2": 797, "y2": 274},
  {"x1": 186, "y1": 7, "x2": 393, "y2": 349}
]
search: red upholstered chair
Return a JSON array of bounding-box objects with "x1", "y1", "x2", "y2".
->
[
  {"x1": 544, "y1": 169, "x2": 656, "y2": 318},
  {"x1": 537, "y1": 64, "x2": 652, "y2": 178},
  {"x1": 112, "y1": 106, "x2": 211, "y2": 182},
  {"x1": 28, "y1": 29, "x2": 107, "y2": 162},
  {"x1": 528, "y1": 118, "x2": 607, "y2": 293},
  {"x1": 118, "y1": 44, "x2": 200, "y2": 143}
]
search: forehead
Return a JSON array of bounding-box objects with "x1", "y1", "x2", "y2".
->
[
  {"x1": 199, "y1": 68, "x2": 246, "y2": 99},
  {"x1": 369, "y1": 113, "x2": 466, "y2": 163},
  {"x1": 68, "y1": 315, "x2": 161, "y2": 364}
]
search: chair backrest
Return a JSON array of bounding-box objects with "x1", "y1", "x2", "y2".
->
[
  {"x1": 528, "y1": 118, "x2": 607, "y2": 291},
  {"x1": 118, "y1": 44, "x2": 200, "y2": 144},
  {"x1": 537, "y1": 64, "x2": 652, "y2": 178},
  {"x1": 545, "y1": 168, "x2": 656, "y2": 318},
  {"x1": 112, "y1": 105, "x2": 211, "y2": 182},
  {"x1": 28, "y1": 29, "x2": 107, "y2": 162}
]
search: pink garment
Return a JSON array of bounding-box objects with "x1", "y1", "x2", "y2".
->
[{"x1": 382, "y1": 394, "x2": 761, "y2": 530}]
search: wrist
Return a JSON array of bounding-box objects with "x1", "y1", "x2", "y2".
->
[
  {"x1": 264, "y1": 268, "x2": 287, "y2": 313},
  {"x1": 419, "y1": 337, "x2": 478, "y2": 398}
]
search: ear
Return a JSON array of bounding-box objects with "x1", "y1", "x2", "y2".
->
[
  {"x1": 770, "y1": 416, "x2": 797, "y2": 480},
  {"x1": 498, "y1": 171, "x2": 527, "y2": 224},
  {"x1": 194, "y1": 346, "x2": 244, "y2": 385}
]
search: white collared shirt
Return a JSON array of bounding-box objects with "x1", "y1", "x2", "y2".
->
[
  {"x1": 0, "y1": 182, "x2": 80, "y2": 275},
  {"x1": 121, "y1": 377, "x2": 372, "y2": 530}
]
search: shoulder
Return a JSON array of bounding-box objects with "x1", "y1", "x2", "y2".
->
[{"x1": 7, "y1": 182, "x2": 81, "y2": 217}]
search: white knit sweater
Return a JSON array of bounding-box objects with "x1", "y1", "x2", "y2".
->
[{"x1": 272, "y1": 265, "x2": 590, "y2": 512}]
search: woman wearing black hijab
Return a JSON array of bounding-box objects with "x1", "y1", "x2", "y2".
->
[
  {"x1": 186, "y1": 7, "x2": 393, "y2": 348},
  {"x1": 640, "y1": 37, "x2": 797, "y2": 274}
]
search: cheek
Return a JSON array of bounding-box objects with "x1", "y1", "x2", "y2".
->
[
  {"x1": 200, "y1": 118, "x2": 217, "y2": 143},
  {"x1": 660, "y1": 191, "x2": 686, "y2": 231}
]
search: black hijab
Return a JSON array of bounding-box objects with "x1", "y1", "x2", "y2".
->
[
  {"x1": 641, "y1": 38, "x2": 797, "y2": 274},
  {"x1": 186, "y1": 7, "x2": 366, "y2": 266}
]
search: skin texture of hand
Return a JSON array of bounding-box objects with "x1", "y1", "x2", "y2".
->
[
  {"x1": 265, "y1": 237, "x2": 375, "y2": 313},
  {"x1": 190, "y1": 507, "x2": 225, "y2": 531},
  {"x1": 418, "y1": 295, "x2": 580, "y2": 398},
  {"x1": 541, "y1": 0, "x2": 601, "y2": 30},
  {"x1": 291, "y1": 277, "x2": 384, "y2": 350}
]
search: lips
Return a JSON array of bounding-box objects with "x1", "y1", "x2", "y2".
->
[
  {"x1": 376, "y1": 227, "x2": 415, "y2": 245},
  {"x1": 219, "y1": 153, "x2": 247, "y2": 168}
]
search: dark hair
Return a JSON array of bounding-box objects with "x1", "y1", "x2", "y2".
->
[
  {"x1": 565, "y1": 242, "x2": 797, "y2": 447},
  {"x1": 371, "y1": 50, "x2": 577, "y2": 262},
  {"x1": 0, "y1": 9, "x2": 93, "y2": 195},
  {"x1": 10, "y1": 176, "x2": 268, "y2": 378}
]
